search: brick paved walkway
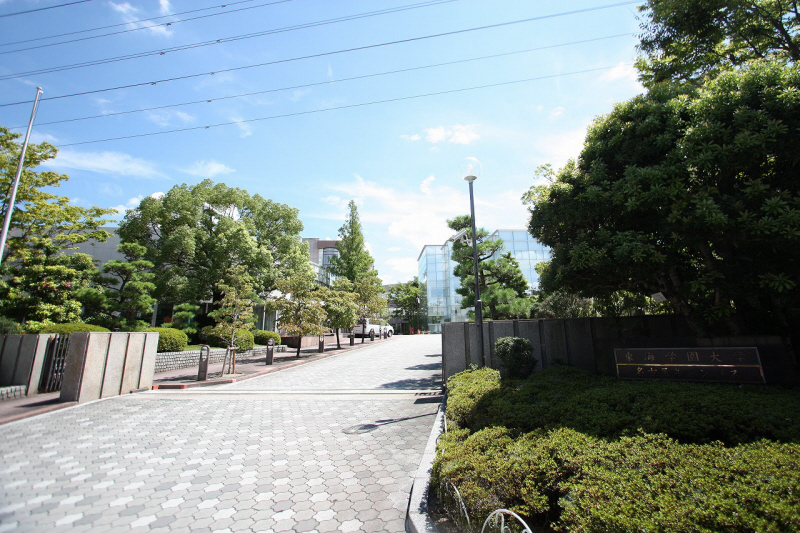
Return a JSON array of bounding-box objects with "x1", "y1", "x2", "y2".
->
[{"x1": 0, "y1": 335, "x2": 442, "y2": 533}]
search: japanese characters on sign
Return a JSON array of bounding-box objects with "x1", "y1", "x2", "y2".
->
[{"x1": 614, "y1": 347, "x2": 765, "y2": 384}]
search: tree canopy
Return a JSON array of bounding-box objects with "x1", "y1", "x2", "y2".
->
[
  {"x1": 447, "y1": 216, "x2": 530, "y2": 320},
  {"x1": 388, "y1": 277, "x2": 426, "y2": 331},
  {"x1": 328, "y1": 200, "x2": 376, "y2": 283},
  {"x1": 525, "y1": 60, "x2": 800, "y2": 336},
  {"x1": 637, "y1": 0, "x2": 800, "y2": 86},
  {"x1": 118, "y1": 179, "x2": 307, "y2": 306}
]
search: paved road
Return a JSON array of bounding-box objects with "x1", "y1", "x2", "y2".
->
[{"x1": 0, "y1": 335, "x2": 442, "y2": 533}]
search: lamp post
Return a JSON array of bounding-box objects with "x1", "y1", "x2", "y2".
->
[
  {"x1": 415, "y1": 296, "x2": 420, "y2": 335},
  {"x1": 461, "y1": 157, "x2": 485, "y2": 367}
]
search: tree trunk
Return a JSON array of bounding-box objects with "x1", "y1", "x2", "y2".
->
[
  {"x1": 296, "y1": 339, "x2": 301, "y2": 358},
  {"x1": 336, "y1": 329, "x2": 341, "y2": 349}
]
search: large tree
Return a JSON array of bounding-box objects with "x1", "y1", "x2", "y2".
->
[
  {"x1": 328, "y1": 200, "x2": 376, "y2": 283},
  {"x1": 447, "y1": 216, "x2": 530, "y2": 320},
  {"x1": 0, "y1": 127, "x2": 113, "y2": 329},
  {"x1": 270, "y1": 267, "x2": 327, "y2": 357},
  {"x1": 388, "y1": 277, "x2": 426, "y2": 332},
  {"x1": 525, "y1": 60, "x2": 800, "y2": 338},
  {"x1": 320, "y1": 279, "x2": 359, "y2": 349},
  {"x1": 637, "y1": 0, "x2": 800, "y2": 86},
  {"x1": 118, "y1": 180, "x2": 307, "y2": 306}
]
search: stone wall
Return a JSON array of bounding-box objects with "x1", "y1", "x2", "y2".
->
[
  {"x1": 442, "y1": 317, "x2": 798, "y2": 385},
  {"x1": 0, "y1": 334, "x2": 53, "y2": 395},
  {"x1": 154, "y1": 345, "x2": 286, "y2": 373}
]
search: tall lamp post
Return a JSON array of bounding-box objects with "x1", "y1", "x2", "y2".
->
[{"x1": 461, "y1": 157, "x2": 485, "y2": 367}]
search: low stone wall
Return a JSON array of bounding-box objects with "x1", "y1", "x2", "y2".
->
[
  {"x1": 60, "y1": 332, "x2": 159, "y2": 403},
  {"x1": 0, "y1": 334, "x2": 54, "y2": 396},
  {"x1": 154, "y1": 345, "x2": 286, "y2": 373}
]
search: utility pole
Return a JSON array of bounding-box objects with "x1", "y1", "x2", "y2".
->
[{"x1": 0, "y1": 87, "x2": 43, "y2": 266}]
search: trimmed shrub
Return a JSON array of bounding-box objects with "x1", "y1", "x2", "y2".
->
[
  {"x1": 253, "y1": 330, "x2": 282, "y2": 345},
  {"x1": 199, "y1": 326, "x2": 255, "y2": 351},
  {"x1": 0, "y1": 316, "x2": 22, "y2": 334},
  {"x1": 146, "y1": 327, "x2": 189, "y2": 352},
  {"x1": 36, "y1": 323, "x2": 110, "y2": 334},
  {"x1": 493, "y1": 336, "x2": 537, "y2": 378},
  {"x1": 445, "y1": 367, "x2": 501, "y2": 429}
]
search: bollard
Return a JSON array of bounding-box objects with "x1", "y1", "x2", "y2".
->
[
  {"x1": 318, "y1": 335, "x2": 324, "y2": 353},
  {"x1": 197, "y1": 345, "x2": 210, "y2": 381},
  {"x1": 266, "y1": 338, "x2": 274, "y2": 365},
  {"x1": 349, "y1": 333, "x2": 354, "y2": 346},
  {"x1": 370, "y1": 330, "x2": 375, "y2": 342}
]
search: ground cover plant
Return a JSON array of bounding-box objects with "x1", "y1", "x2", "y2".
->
[{"x1": 433, "y1": 366, "x2": 800, "y2": 531}]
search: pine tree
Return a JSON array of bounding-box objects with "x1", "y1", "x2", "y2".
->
[{"x1": 328, "y1": 200, "x2": 375, "y2": 283}]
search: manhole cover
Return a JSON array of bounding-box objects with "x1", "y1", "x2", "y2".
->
[{"x1": 343, "y1": 423, "x2": 379, "y2": 434}]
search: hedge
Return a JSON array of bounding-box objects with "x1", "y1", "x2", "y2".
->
[
  {"x1": 0, "y1": 316, "x2": 21, "y2": 334},
  {"x1": 199, "y1": 326, "x2": 255, "y2": 351},
  {"x1": 146, "y1": 327, "x2": 189, "y2": 352},
  {"x1": 435, "y1": 366, "x2": 800, "y2": 531},
  {"x1": 36, "y1": 323, "x2": 110, "y2": 334},
  {"x1": 253, "y1": 330, "x2": 282, "y2": 345}
]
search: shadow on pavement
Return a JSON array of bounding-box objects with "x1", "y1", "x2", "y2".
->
[
  {"x1": 405, "y1": 362, "x2": 442, "y2": 371},
  {"x1": 377, "y1": 376, "x2": 442, "y2": 390}
]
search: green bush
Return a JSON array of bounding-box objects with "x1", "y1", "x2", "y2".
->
[
  {"x1": 36, "y1": 323, "x2": 110, "y2": 334},
  {"x1": 199, "y1": 326, "x2": 255, "y2": 351},
  {"x1": 146, "y1": 327, "x2": 189, "y2": 352},
  {"x1": 433, "y1": 427, "x2": 800, "y2": 532},
  {"x1": 253, "y1": 330, "x2": 282, "y2": 345},
  {"x1": 494, "y1": 336, "x2": 538, "y2": 378},
  {"x1": 436, "y1": 366, "x2": 800, "y2": 531},
  {"x1": 0, "y1": 316, "x2": 22, "y2": 334}
]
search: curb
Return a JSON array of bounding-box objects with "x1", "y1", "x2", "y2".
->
[
  {"x1": 405, "y1": 403, "x2": 445, "y2": 533},
  {"x1": 151, "y1": 338, "x2": 388, "y2": 390}
]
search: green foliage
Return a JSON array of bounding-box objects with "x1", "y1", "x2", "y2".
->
[
  {"x1": 446, "y1": 366, "x2": 800, "y2": 446},
  {"x1": 117, "y1": 179, "x2": 307, "y2": 307},
  {"x1": 637, "y1": 0, "x2": 800, "y2": 86},
  {"x1": 327, "y1": 200, "x2": 377, "y2": 283},
  {"x1": 0, "y1": 316, "x2": 21, "y2": 334},
  {"x1": 434, "y1": 426, "x2": 800, "y2": 532},
  {"x1": 253, "y1": 330, "x2": 281, "y2": 345},
  {"x1": 353, "y1": 275, "x2": 386, "y2": 324},
  {"x1": 493, "y1": 337, "x2": 538, "y2": 378},
  {"x1": 34, "y1": 323, "x2": 110, "y2": 334},
  {"x1": 320, "y1": 279, "x2": 359, "y2": 348},
  {"x1": 199, "y1": 325, "x2": 255, "y2": 350},
  {"x1": 525, "y1": 61, "x2": 800, "y2": 337},
  {"x1": 387, "y1": 277, "x2": 425, "y2": 325},
  {"x1": 171, "y1": 303, "x2": 200, "y2": 338},
  {"x1": 0, "y1": 127, "x2": 114, "y2": 328},
  {"x1": 447, "y1": 216, "x2": 531, "y2": 320},
  {"x1": 437, "y1": 368, "x2": 800, "y2": 530},
  {"x1": 147, "y1": 327, "x2": 189, "y2": 352},
  {"x1": 208, "y1": 266, "x2": 259, "y2": 351},
  {"x1": 269, "y1": 267, "x2": 327, "y2": 357}
]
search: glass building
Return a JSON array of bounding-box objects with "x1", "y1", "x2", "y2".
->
[{"x1": 417, "y1": 229, "x2": 550, "y2": 333}]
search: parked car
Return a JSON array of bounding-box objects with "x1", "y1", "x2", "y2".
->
[{"x1": 352, "y1": 320, "x2": 393, "y2": 338}]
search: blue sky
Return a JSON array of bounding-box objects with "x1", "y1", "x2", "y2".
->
[{"x1": 1, "y1": 0, "x2": 645, "y2": 283}]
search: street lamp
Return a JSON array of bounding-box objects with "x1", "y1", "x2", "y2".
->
[
  {"x1": 460, "y1": 157, "x2": 486, "y2": 367},
  {"x1": 415, "y1": 296, "x2": 421, "y2": 335}
]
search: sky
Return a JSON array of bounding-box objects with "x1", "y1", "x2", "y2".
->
[{"x1": 1, "y1": 0, "x2": 645, "y2": 284}]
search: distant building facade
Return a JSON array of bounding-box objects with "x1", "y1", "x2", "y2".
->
[{"x1": 417, "y1": 229, "x2": 550, "y2": 333}]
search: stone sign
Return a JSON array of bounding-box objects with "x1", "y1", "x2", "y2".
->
[{"x1": 614, "y1": 347, "x2": 765, "y2": 384}]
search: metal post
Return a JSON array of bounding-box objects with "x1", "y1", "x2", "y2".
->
[
  {"x1": 467, "y1": 180, "x2": 485, "y2": 367},
  {"x1": 0, "y1": 87, "x2": 43, "y2": 265}
]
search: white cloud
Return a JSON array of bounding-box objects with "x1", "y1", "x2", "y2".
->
[
  {"x1": 110, "y1": 1, "x2": 172, "y2": 36},
  {"x1": 159, "y1": 0, "x2": 171, "y2": 15},
  {"x1": 549, "y1": 106, "x2": 565, "y2": 119},
  {"x1": 424, "y1": 124, "x2": 479, "y2": 145},
  {"x1": 181, "y1": 160, "x2": 235, "y2": 178},
  {"x1": 322, "y1": 174, "x2": 530, "y2": 283},
  {"x1": 230, "y1": 117, "x2": 253, "y2": 138},
  {"x1": 449, "y1": 124, "x2": 479, "y2": 145},
  {"x1": 420, "y1": 175, "x2": 435, "y2": 195},
  {"x1": 599, "y1": 61, "x2": 645, "y2": 92},
  {"x1": 146, "y1": 110, "x2": 195, "y2": 127},
  {"x1": 41, "y1": 150, "x2": 164, "y2": 178},
  {"x1": 401, "y1": 134, "x2": 421, "y2": 141},
  {"x1": 534, "y1": 123, "x2": 590, "y2": 169},
  {"x1": 327, "y1": 63, "x2": 334, "y2": 79},
  {"x1": 425, "y1": 126, "x2": 448, "y2": 143},
  {"x1": 111, "y1": 195, "x2": 144, "y2": 216}
]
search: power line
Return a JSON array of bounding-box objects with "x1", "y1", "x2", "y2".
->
[
  {"x1": 0, "y1": 0, "x2": 92, "y2": 18},
  {"x1": 0, "y1": 0, "x2": 456, "y2": 80},
  {"x1": 0, "y1": 1, "x2": 638, "y2": 106},
  {"x1": 0, "y1": 0, "x2": 261, "y2": 48},
  {"x1": 0, "y1": 0, "x2": 291, "y2": 56},
  {"x1": 12, "y1": 33, "x2": 632, "y2": 129},
  {"x1": 58, "y1": 65, "x2": 625, "y2": 147}
]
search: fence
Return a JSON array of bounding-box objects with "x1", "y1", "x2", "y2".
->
[{"x1": 442, "y1": 316, "x2": 798, "y2": 385}]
